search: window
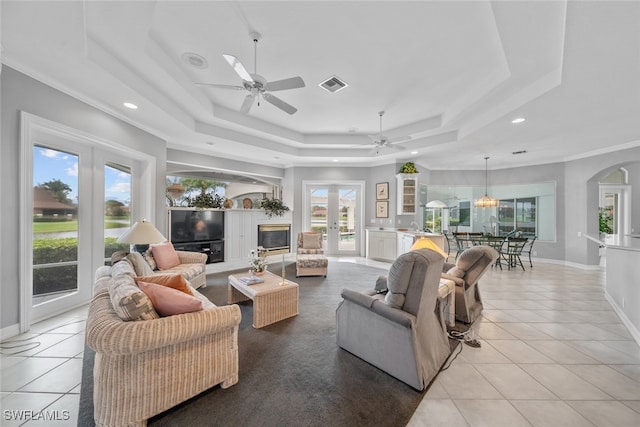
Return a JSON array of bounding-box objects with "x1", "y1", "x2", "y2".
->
[
  {"x1": 104, "y1": 163, "x2": 132, "y2": 261},
  {"x1": 498, "y1": 197, "x2": 537, "y2": 236}
]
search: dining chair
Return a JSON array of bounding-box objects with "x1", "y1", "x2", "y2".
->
[
  {"x1": 521, "y1": 236, "x2": 537, "y2": 267},
  {"x1": 503, "y1": 237, "x2": 528, "y2": 270},
  {"x1": 485, "y1": 236, "x2": 508, "y2": 269}
]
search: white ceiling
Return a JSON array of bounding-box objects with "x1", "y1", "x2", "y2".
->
[{"x1": 2, "y1": 1, "x2": 639, "y2": 171}]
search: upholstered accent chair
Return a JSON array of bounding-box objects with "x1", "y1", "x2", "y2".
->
[
  {"x1": 336, "y1": 249, "x2": 450, "y2": 390},
  {"x1": 296, "y1": 231, "x2": 328, "y2": 277},
  {"x1": 441, "y1": 245, "x2": 498, "y2": 324}
]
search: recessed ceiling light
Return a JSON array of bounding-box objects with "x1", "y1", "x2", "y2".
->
[
  {"x1": 123, "y1": 102, "x2": 138, "y2": 110},
  {"x1": 181, "y1": 52, "x2": 208, "y2": 69},
  {"x1": 511, "y1": 117, "x2": 526, "y2": 124},
  {"x1": 411, "y1": 151, "x2": 418, "y2": 154},
  {"x1": 332, "y1": 159, "x2": 339, "y2": 162}
]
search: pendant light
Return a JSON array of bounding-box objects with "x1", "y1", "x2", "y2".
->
[{"x1": 474, "y1": 157, "x2": 499, "y2": 208}]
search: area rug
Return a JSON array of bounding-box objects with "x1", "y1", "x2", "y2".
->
[{"x1": 79, "y1": 261, "x2": 451, "y2": 427}]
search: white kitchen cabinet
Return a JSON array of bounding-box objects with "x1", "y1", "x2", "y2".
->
[
  {"x1": 397, "y1": 233, "x2": 415, "y2": 256},
  {"x1": 366, "y1": 230, "x2": 397, "y2": 262},
  {"x1": 396, "y1": 173, "x2": 419, "y2": 215}
]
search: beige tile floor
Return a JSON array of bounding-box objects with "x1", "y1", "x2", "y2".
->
[{"x1": 1, "y1": 260, "x2": 639, "y2": 426}]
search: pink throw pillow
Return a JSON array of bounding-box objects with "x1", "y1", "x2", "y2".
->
[
  {"x1": 137, "y1": 281, "x2": 203, "y2": 317},
  {"x1": 151, "y1": 242, "x2": 180, "y2": 270}
]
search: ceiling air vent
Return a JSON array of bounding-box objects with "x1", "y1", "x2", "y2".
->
[{"x1": 319, "y1": 75, "x2": 348, "y2": 93}]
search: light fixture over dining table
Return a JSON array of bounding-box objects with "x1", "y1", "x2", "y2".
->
[{"x1": 474, "y1": 157, "x2": 499, "y2": 208}]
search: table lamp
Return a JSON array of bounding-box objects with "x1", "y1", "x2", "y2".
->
[
  {"x1": 117, "y1": 219, "x2": 167, "y2": 253},
  {"x1": 410, "y1": 236, "x2": 448, "y2": 259}
]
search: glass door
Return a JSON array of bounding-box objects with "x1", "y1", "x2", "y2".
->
[
  {"x1": 31, "y1": 144, "x2": 91, "y2": 321},
  {"x1": 305, "y1": 183, "x2": 362, "y2": 256}
]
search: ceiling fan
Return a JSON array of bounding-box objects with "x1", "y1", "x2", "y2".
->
[
  {"x1": 195, "y1": 32, "x2": 305, "y2": 115},
  {"x1": 365, "y1": 111, "x2": 412, "y2": 154}
]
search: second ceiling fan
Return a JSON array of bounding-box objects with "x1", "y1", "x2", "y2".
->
[
  {"x1": 196, "y1": 32, "x2": 305, "y2": 115},
  {"x1": 365, "y1": 111, "x2": 412, "y2": 154}
]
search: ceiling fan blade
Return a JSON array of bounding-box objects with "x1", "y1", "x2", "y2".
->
[
  {"x1": 262, "y1": 93, "x2": 298, "y2": 115},
  {"x1": 387, "y1": 135, "x2": 412, "y2": 144},
  {"x1": 194, "y1": 83, "x2": 245, "y2": 91},
  {"x1": 266, "y1": 76, "x2": 305, "y2": 91},
  {"x1": 222, "y1": 54, "x2": 254, "y2": 82},
  {"x1": 240, "y1": 94, "x2": 256, "y2": 113}
]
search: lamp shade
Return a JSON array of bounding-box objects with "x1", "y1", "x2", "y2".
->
[
  {"x1": 117, "y1": 220, "x2": 166, "y2": 245},
  {"x1": 410, "y1": 237, "x2": 448, "y2": 258},
  {"x1": 426, "y1": 200, "x2": 448, "y2": 209}
]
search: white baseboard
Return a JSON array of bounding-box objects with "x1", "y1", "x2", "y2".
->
[
  {"x1": 605, "y1": 292, "x2": 640, "y2": 346},
  {"x1": 532, "y1": 257, "x2": 603, "y2": 270},
  {"x1": 1, "y1": 323, "x2": 20, "y2": 341}
]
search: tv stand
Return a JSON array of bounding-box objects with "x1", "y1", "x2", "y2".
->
[{"x1": 172, "y1": 240, "x2": 224, "y2": 264}]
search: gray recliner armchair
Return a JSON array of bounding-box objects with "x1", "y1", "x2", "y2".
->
[
  {"x1": 442, "y1": 245, "x2": 498, "y2": 324},
  {"x1": 336, "y1": 249, "x2": 450, "y2": 391}
]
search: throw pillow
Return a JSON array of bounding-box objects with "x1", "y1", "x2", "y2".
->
[
  {"x1": 111, "y1": 250, "x2": 129, "y2": 266},
  {"x1": 138, "y1": 281, "x2": 204, "y2": 317},
  {"x1": 111, "y1": 258, "x2": 136, "y2": 278},
  {"x1": 108, "y1": 276, "x2": 159, "y2": 321},
  {"x1": 302, "y1": 233, "x2": 322, "y2": 249},
  {"x1": 143, "y1": 248, "x2": 157, "y2": 271},
  {"x1": 126, "y1": 252, "x2": 155, "y2": 277},
  {"x1": 151, "y1": 242, "x2": 181, "y2": 270},
  {"x1": 135, "y1": 274, "x2": 193, "y2": 295}
]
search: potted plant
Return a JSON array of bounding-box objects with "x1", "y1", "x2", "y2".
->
[
  {"x1": 399, "y1": 162, "x2": 419, "y2": 174},
  {"x1": 249, "y1": 249, "x2": 268, "y2": 275},
  {"x1": 258, "y1": 197, "x2": 290, "y2": 218}
]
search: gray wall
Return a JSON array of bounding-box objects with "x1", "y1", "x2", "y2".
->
[
  {"x1": 566, "y1": 149, "x2": 640, "y2": 265},
  {"x1": 426, "y1": 162, "x2": 567, "y2": 261},
  {"x1": 1, "y1": 67, "x2": 167, "y2": 330}
]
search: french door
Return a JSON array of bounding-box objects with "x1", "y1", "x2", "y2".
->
[
  {"x1": 304, "y1": 182, "x2": 363, "y2": 256},
  {"x1": 20, "y1": 113, "x2": 150, "y2": 330}
]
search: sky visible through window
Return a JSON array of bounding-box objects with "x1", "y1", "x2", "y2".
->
[{"x1": 34, "y1": 147, "x2": 130, "y2": 205}]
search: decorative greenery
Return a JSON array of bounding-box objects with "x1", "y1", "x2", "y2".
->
[
  {"x1": 258, "y1": 197, "x2": 290, "y2": 218},
  {"x1": 170, "y1": 177, "x2": 228, "y2": 208},
  {"x1": 186, "y1": 192, "x2": 225, "y2": 209},
  {"x1": 399, "y1": 162, "x2": 418, "y2": 174},
  {"x1": 599, "y1": 207, "x2": 613, "y2": 234}
]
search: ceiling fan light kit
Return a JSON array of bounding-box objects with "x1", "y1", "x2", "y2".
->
[{"x1": 195, "y1": 32, "x2": 305, "y2": 115}]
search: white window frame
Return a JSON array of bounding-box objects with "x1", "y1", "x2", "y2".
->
[{"x1": 19, "y1": 112, "x2": 156, "y2": 331}]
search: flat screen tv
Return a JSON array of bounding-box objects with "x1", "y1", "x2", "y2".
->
[{"x1": 169, "y1": 209, "x2": 224, "y2": 243}]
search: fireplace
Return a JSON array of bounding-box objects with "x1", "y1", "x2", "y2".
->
[{"x1": 257, "y1": 224, "x2": 291, "y2": 256}]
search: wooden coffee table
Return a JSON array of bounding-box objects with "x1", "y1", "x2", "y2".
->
[{"x1": 228, "y1": 271, "x2": 299, "y2": 328}]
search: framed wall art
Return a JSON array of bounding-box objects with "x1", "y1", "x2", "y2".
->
[
  {"x1": 376, "y1": 200, "x2": 389, "y2": 218},
  {"x1": 376, "y1": 182, "x2": 389, "y2": 200}
]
